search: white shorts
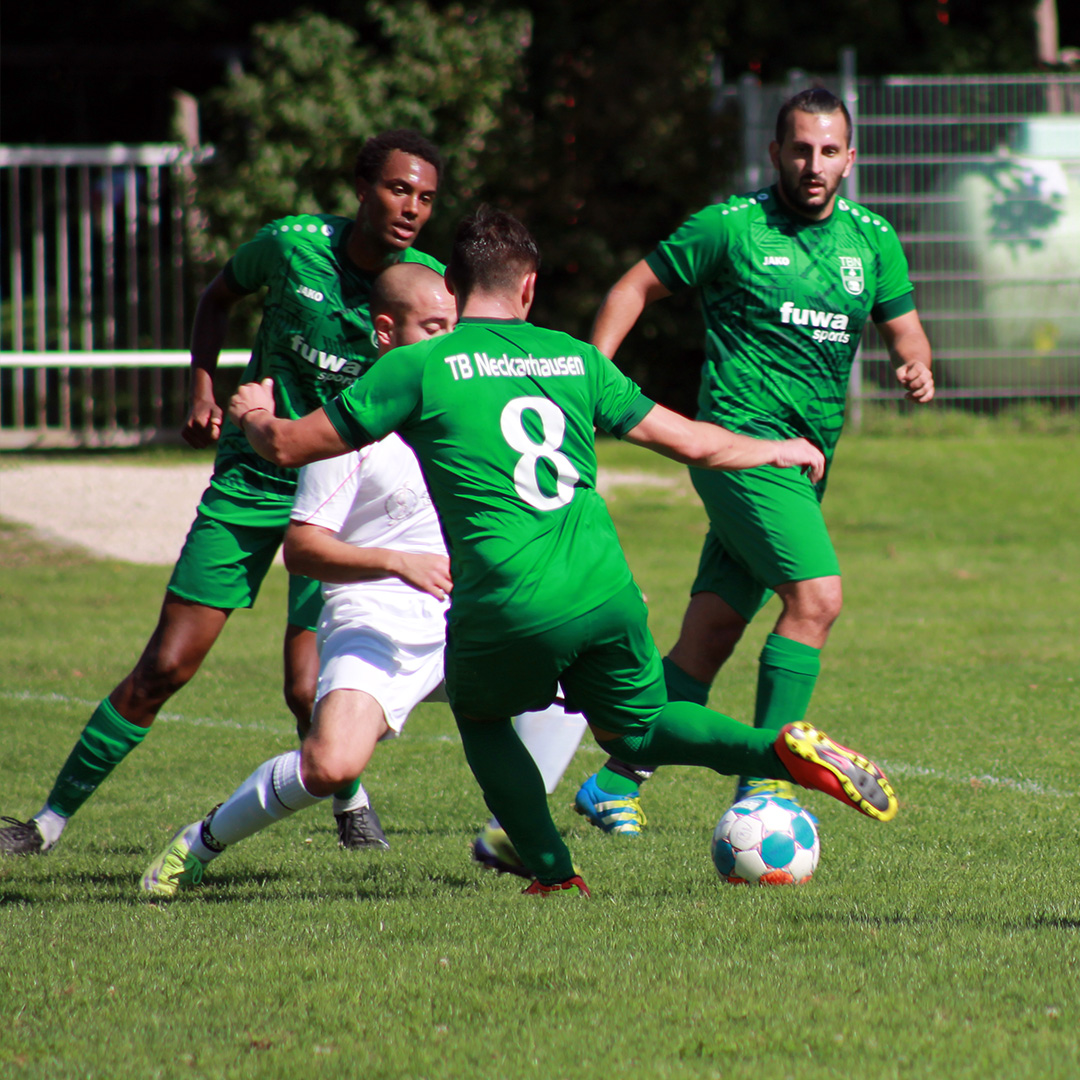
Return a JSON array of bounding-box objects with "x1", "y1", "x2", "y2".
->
[{"x1": 315, "y1": 585, "x2": 449, "y2": 737}]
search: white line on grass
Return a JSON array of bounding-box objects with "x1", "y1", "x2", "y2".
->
[
  {"x1": 4, "y1": 690, "x2": 1073, "y2": 793},
  {"x1": 876, "y1": 758, "x2": 1073, "y2": 800}
]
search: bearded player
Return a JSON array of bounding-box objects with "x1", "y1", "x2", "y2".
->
[{"x1": 575, "y1": 88, "x2": 934, "y2": 835}]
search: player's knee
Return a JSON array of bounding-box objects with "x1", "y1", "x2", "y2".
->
[
  {"x1": 128, "y1": 647, "x2": 201, "y2": 706},
  {"x1": 784, "y1": 579, "x2": 843, "y2": 629},
  {"x1": 284, "y1": 677, "x2": 316, "y2": 731},
  {"x1": 299, "y1": 747, "x2": 352, "y2": 797}
]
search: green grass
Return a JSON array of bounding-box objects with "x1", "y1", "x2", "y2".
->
[{"x1": 2, "y1": 432, "x2": 1079, "y2": 1079}]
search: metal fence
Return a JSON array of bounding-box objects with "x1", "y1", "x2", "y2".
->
[
  {"x1": 4, "y1": 74, "x2": 1080, "y2": 445},
  {"x1": 731, "y1": 66, "x2": 1080, "y2": 414},
  {"x1": 0, "y1": 144, "x2": 223, "y2": 447}
]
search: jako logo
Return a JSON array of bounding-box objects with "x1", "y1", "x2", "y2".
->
[
  {"x1": 297, "y1": 285, "x2": 324, "y2": 302},
  {"x1": 763, "y1": 256, "x2": 790, "y2": 266},
  {"x1": 779, "y1": 301, "x2": 851, "y2": 343}
]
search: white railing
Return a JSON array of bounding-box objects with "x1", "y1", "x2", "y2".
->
[
  {"x1": 1, "y1": 144, "x2": 223, "y2": 446},
  {"x1": 0, "y1": 350, "x2": 248, "y2": 449}
]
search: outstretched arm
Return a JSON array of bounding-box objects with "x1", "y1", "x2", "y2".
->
[
  {"x1": 624, "y1": 403, "x2": 825, "y2": 483},
  {"x1": 229, "y1": 378, "x2": 351, "y2": 467},
  {"x1": 183, "y1": 272, "x2": 246, "y2": 448},
  {"x1": 284, "y1": 522, "x2": 452, "y2": 601},
  {"x1": 876, "y1": 309, "x2": 934, "y2": 403},
  {"x1": 591, "y1": 260, "x2": 672, "y2": 359}
]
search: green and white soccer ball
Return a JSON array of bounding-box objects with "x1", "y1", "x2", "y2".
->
[{"x1": 711, "y1": 795, "x2": 819, "y2": 885}]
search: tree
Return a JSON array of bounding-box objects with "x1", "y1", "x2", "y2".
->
[{"x1": 192, "y1": 3, "x2": 530, "y2": 271}]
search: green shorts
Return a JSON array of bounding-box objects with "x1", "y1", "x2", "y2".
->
[
  {"x1": 167, "y1": 485, "x2": 323, "y2": 631},
  {"x1": 444, "y1": 578, "x2": 666, "y2": 736},
  {"x1": 688, "y1": 464, "x2": 839, "y2": 622}
]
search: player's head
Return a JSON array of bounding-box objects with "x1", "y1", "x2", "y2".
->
[
  {"x1": 446, "y1": 204, "x2": 540, "y2": 306},
  {"x1": 370, "y1": 263, "x2": 456, "y2": 356},
  {"x1": 769, "y1": 88, "x2": 854, "y2": 220},
  {"x1": 353, "y1": 130, "x2": 442, "y2": 256}
]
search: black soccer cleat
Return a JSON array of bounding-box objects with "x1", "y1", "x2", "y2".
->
[
  {"x1": 335, "y1": 805, "x2": 390, "y2": 850},
  {"x1": 0, "y1": 816, "x2": 46, "y2": 856}
]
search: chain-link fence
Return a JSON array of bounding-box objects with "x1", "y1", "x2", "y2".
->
[{"x1": 730, "y1": 66, "x2": 1080, "y2": 417}]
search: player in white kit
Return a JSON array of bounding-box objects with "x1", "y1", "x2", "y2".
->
[{"x1": 141, "y1": 263, "x2": 585, "y2": 896}]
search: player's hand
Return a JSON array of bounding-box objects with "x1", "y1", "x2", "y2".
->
[
  {"x1": 772, "y1": 438, "x2": 825, "y2": 484},
  {"x1": 182, "y1": 394, "x2": 223, "y2": 448},
  {"x1": 228, "y1": 377, "x2": 278, "y2": 429},
  {"x1": 389, "y1": 552, "x2": 453, "y2": 601},
  {"x1": 895, "y1": 361, "x2": 935, "y2": 403}
]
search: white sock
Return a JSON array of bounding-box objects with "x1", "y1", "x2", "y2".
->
[
  {"x1": 32, "y1": 805, "x2": 68, "y2": 849},
  {"x1": 512, "y1": 702, "x2": 589, "y2": 795},
  {"x1": 204, "y1": 750, "x2": 325, "y2": 849},
  {"x1": 332, "y1": 783, "x2": 371, "y2": 816}
]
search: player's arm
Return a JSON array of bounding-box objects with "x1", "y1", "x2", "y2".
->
[
  {"x1": 876, "y1": 309, "x2": 935, "y2": 403},
  {"x1": 229, "y1": 378, "x2": 352, "y2": 467},
  {"x1": 184, "y1": 272, "x2": 247, "y2": 448},
  {"x1": 283, "y1": 522, "x2": 452, "y2": 600},
  {"x1": 623, "y1": 403, "x2": 825, "y2": 483},
  {"x1": 591, "y1": 260, "x2": 672, "y2": 359}
]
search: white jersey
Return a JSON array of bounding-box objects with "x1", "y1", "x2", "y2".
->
[{"x1": 291, "y1": 434, "x2": 449, "y2": 650}]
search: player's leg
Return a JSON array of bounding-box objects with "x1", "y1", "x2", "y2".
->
[
  {"x1": 455, "y1": 711, "x2": 578, "y2": 887},
  {"x1": 1, "y1": 498, "x2": 281, "y2": 857},
  {"x1": 567, "y1": 581, "x2": 897, "y2": 822},
  {"x1": 284, "y1": 574, "x2": 385, "y2": 849},
  {"x1": 0, "y1": 593, "x2": 230, "y2": 857},
  {"x1": 445, "y1": 634, "x2": 584, "y2": 891},
  {"x1": 473, "y1": 701, "x2": 589, "y2": 877},
  {"x1": 141, "y1": 689, "x2": 389, "y2": 898},
  {"x1": 575, "y1": 519, "x2": 757, "y2": 830}
]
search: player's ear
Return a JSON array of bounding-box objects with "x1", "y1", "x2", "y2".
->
[
  {"x1": 768, "y1": 140, "x2": 781, "y2": 170},
  {"x1": 521, "y1": 271, "x2": 537, "y2": 314},
  {"x1": 374, "y1": 312, "x2": 395, "y2": 352}
]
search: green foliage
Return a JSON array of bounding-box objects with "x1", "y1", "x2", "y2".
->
[
  {"x1": 2, "y1": 434, "x2": 1080, "y2": 1077},
  {"x1": 193, "y1": 3, "x2": 531, "y2": 268}
]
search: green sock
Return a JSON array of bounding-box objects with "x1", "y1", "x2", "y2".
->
[
  {"x1": 594, "y1": 766, "x2": 640, "y2": 796},
  {"x1": 454, "y1": 712, "x2": 575, "y2": 884},
  {"x1": 662, "y1": 654, "x2": 711, "y2": 706},
  {"x1": 46, "y1": 698, "x2": 149, "y2": 818},
  {"x1": 593, "y1": 656, "x2": 712, "y2": 796},
  {"x1": 603, "y1": 700, "x2": 794, "y2": 783},
  {"x1": 754, "y1": 634, "x2": 821, "y2": 731},
  {"x1": 334, "y1": 777, "x2": 362, "y2": 802}
]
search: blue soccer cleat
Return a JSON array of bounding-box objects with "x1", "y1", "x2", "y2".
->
[{"x1": 574, "y1": 774, "x2": 647, "y2": 836}]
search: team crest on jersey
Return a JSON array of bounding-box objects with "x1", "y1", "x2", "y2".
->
[{"x1": 839, "y1": 256, "x2": 865, "y2": 296}]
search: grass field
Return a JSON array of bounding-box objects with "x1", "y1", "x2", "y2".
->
[{"x1": 2, "y1": 428, "x2": 1079, "y2": 1079}]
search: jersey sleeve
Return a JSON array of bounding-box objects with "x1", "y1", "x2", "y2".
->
[
  {"x1": 590, "y1": 347, "x2": 655, "y2": 437},
  {"x1": 221, "y1": 221, "x2": 285, "y2": 295},
  {"x1": 870, "y1": 222, "x2": 916, "y2": 323},
  {"x1": 291, "y1": 452, "x2": 365, "y2": 532},
  {"x1": 323, "y1": 344, "x2": 425, "y2": 448},
  {"x1": 645, "y1": 205, "x2": 731, "y2": 293}
]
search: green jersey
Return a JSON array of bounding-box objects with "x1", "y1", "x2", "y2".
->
[
  {"x1": 210, "y1": 212, "x2": 443, "y2": 513},
  {"x1": 646, "y1": 187, "x2": 914, "y2": 461},
  {"x1": 324, "y1": 317, "x2": 654, "y2": 641}
]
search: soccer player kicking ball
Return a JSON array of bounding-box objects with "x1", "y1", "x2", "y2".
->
[
  {"x1": 224, "y1": 206, "x2": 899, "y2": 899},
  {"x1": 141, "y1": 264, "x2": 587, "y2": 896},
  {"x1": 576, "y1": 87, "x2": 934, "y2": 835},
  {"x1": 1, "y1": 131, "x2": 444, "y2": 859}
]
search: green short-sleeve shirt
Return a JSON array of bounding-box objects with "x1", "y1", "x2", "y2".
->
[
  {"x1": 324, "y1": 317, "x2": 653, "y2": 641},
  {"x1": 646, "y1": 186, "x2": 914, "y2": 462},
  {"x1": 210, "y1": 213, "x2": 443, "y2": 517}
]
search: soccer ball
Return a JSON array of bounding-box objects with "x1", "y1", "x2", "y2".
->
[{"x1": 711, "y1": 796, "x2": 819, "y2": 885}]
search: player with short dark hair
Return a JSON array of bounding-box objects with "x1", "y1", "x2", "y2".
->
[
  {"x1": 575, "y1": 87, "x2": 933, "y2": 835},
  {"x1": 225, "y1": 205, "x2": 899, "y2": 897},
  {"x1": 0, "y1": 131, "x2": 443, "y2": 859}
]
